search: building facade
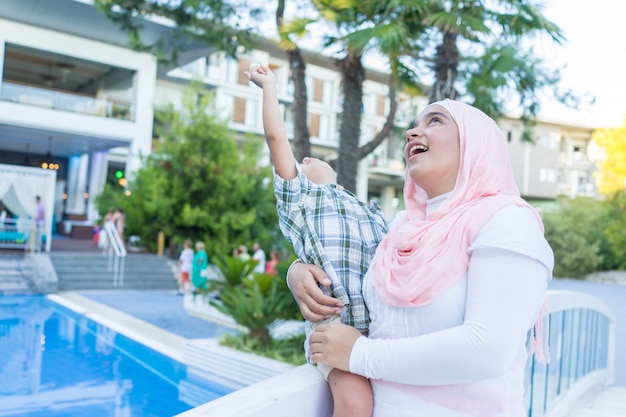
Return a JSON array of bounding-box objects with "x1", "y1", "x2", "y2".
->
[{"x1": 0, "y1": 0, "x2": 600, "y2": 238}]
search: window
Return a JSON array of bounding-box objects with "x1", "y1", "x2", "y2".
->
[
  {"x1": 237, "y1": 59, "x2": 251, "y2": 85},
  {"x1": 539, "y1": 168, "x2": 558, "y2": 183},
  {"x1": 309, "y1": 113, "x2": 334, "y2": 143},
  {"x1": 310, "y1": 113, "x2": 320, "y2": 138},
  {"x1": 308, "y1": 77, "x2": 334, "y2": 106},
  {"x1": 224, "y1": 57, "x2": 244, "y2": 84},
  {"x1": 233, "y1": 97, "x2": 246, "y2": 124},
  {"x1": 376, "y1": 94, "x2": 386, "y2": 117},
  {"x1": 313, "y1": 79, "x2": 324, "y2": 103},
  {"x1": 205, "y1": 53, "x2": 223, "y2": 79},
  {"x1": 222, "y1": 94, "x2": 258, "y2": 128},
  {"x1": 540, "y1": 133, "x2": 560, "y2": 149}
]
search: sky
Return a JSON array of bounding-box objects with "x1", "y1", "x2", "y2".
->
[
  {"x1": 535, "y1": 0, "x2": 626, "y2": 128},
  {"x1": 259, "y1": 0, "x2": 625, "y2": 128}
]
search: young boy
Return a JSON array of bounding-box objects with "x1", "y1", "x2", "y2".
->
[
  {"x1": 245, "y1": 65, "x2": 388, "y2": 417},
  {"x1": 178, "y1": 239, "x2": 194, "y2": 294}
]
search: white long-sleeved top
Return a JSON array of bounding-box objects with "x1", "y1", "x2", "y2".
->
[{"x1": 350, "y1": 202, "x2": 554, "y2": 417}]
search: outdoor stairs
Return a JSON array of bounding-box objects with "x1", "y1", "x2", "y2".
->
[
  {"x1": 0, "y1": 254, "x2": 36, "y2": 295},
  {"x1": 49, "y1": 252, "x2": 179, "y2": 291}
]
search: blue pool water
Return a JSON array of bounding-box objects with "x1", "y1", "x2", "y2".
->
[{"x1": 0, "y1": 295, "x2": 234, "y2": 417}]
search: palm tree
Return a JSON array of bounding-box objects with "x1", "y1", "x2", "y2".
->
[
  {"x1": 301, "y1": 0, "x2": 426, "y2": 192},
  {"x1": 276, "y1": 0, "x2": 312, "y2": 161},
  {"x1": 422, "y1": 0, "x2": 565, "y2": 121}
]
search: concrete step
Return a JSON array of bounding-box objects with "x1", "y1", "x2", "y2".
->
[
  {"x1": 50, "y1": 252, "x2": 178, "y2": 292},
  {"x1": 57, "y1": 280, "x2": 177, "y2": 291},
  {"x1": 0, "y1": 254, "x2": 35, "y2": 295}
]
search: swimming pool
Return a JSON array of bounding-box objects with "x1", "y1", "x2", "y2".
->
[{"x1": 0, "y1": 295, "x2": 234, "y2": 417}]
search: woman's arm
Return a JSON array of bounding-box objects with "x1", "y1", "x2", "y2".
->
[
  {"x1": 311, "y1": 248, "x2": 548, "y2": 385},
  {"x1": 287, "y1": 261, "x2": 342, "y2": 322}
]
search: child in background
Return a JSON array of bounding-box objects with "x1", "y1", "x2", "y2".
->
[
  {"x1": 178, "y1": 239, "x2": 194, "y2": 294},
  {"x1": 265, "y1": 250, "x2": 281, "y2": 276},
  {"x1": 245, "y1": 65, "x2": 388, "y2": 417}
]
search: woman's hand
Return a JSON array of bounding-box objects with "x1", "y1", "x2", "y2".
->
[
  {"x1": 287, "y1": 261, "x2": 342, "y2": 322},
  {"x1": 309, "y1": 323, "x2": 363, "y2": 372}
]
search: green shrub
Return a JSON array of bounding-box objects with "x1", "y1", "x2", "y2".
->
[
  {"x1": 198, "y1": 255, "x2": 302, "y2": 348},
  {"x1": 543, "y1": 198, "x2": 607, "y2": 278}
]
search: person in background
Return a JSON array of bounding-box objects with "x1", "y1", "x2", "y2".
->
[
  {"x1": 178, "y1": 239, "x2": 194, "y2": 295},
  {"x1": 265, "y1": 250, "x2": 281, "y2": 276},
  {"x1": 288, "y1": 99, "x2": 554, "y2": 417},
  {"x1": 98, "y1": 207, "x2": 115, "y2": 250},
  {"x1": 34, "y1": 195, "x2": 45, "y2": 251},
  {"x1": 246, "y1": 64, "x2": 388, "y2": 417},
  {"x1": 238, "y1": 245, "x2": 251, "y2": 262},
  {"x1": 34, "y1": 195, "x2": 45, "y2": 227},
  {"x1": 111, "y1": 207, "x2": 126, "y2": 248},
  {"x1": 191, "y1": 241, "x2": 209, "y2": 292},
  {"x1": 252, "y1": 242, "x2": 266, "y2": 274}
]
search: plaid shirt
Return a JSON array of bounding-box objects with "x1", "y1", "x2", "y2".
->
[{"x1": 275, "y1": 166, "x2": 388, "y2": 330}]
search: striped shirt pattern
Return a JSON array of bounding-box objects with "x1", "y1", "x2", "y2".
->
[{"x1": 275, "y1": 166, "x2": 388, "y2": 330}]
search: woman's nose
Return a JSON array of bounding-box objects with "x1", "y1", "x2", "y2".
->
[{"x1": 406, "y1": 126, "x2": 422, "y2": 142}]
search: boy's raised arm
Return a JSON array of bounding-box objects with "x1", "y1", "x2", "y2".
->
[{"x1": 245, "y1": 65, "x2": 297, "y2": 180}]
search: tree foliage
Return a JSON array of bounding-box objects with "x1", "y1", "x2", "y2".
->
[
  {"x1": 592, "y1": 123, "x2": 626, "y2": 195},
  {"x1": 602, "y1": 191, "x2": 626, "y2": 270},
  {"x1": 101, "y1": 84, "x2": 280, "y2": 257},
  {"x1": 542, "y1": 197, "x2": 609, "y2": 278},
  {"x1": 96, "y1": 0, "x2": 582, "y2": 192},
  {"x1": 94, "y1": 0, "x2": 262, "y2": 62},
  {"x1": 288, "y1": 0, "x2": 575, "y2": 190},
  {"x1": 195, "y1": 255, "x2": 302, "y2": 347}
]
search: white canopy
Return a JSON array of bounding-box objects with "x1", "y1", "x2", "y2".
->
[{"x1": 0, "y1": 163, "x2": 56, "y2": 252}]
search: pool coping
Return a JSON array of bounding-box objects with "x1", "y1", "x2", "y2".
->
[
  {"x1": 47, "y1": 291, "x2": 298, "y2": 391},
  {"x1": 48, "y1": 291, "x2": 187, "y2": 362}
]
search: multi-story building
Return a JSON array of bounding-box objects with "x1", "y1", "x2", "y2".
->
[
  {"x1": 0, "y1": 0, "x2": 600, "y2": 247},
  {"x1": 499, "y1": 117, "x2": 598, "y2": 210}
]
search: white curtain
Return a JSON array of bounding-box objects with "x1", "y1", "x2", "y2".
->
[
  {"x1": 88, "y1": 150, "x2": 109, "y2": 221},
  {"x1": 66, "y1": 154, "x2": 89, "y2": 215},
  {"x1": 0, "y1": 164, "x2": 56, "y2": 252}
]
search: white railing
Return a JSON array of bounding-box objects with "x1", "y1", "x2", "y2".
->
[
  {"x1": 102, "y1": 220, "x2": 126, "y2": 286},
  {"x1": 102, "y1": 221, "x2": 126, "y2": 257},
  {"x1": 175, "y1": 290, "x2": 615, "y2": 417},
  {"x1": 0, "y1": 218, "x2": 39, "y2": 251},
  {"x1": 0, "y1": 81, "x2": 135, "y2": 121},
  {"x1": 527, "y1": 290, "x2": 615, "y2": 417}
]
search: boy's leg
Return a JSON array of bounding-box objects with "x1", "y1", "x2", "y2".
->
[
  {"x1": 179, "y1": 272, "x2": 189, "y2": 293},
  {"x1": 327, "y1": 368, "x2": 373, "y2": 417}
]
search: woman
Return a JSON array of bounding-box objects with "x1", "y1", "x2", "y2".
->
[
  {"x1": 288, "y1": 99, "x2": 554, "y2": 417},
  {"x1": 191, "y1": 241, "x2": 209, "y2": 291},
  {"x1": 265, "y1": 250, "x2": 281, "y2": 276}
]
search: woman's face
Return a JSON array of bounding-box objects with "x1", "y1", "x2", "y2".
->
[{"x1": 404, "y1": 104, "x2": 460, "y2": 198}]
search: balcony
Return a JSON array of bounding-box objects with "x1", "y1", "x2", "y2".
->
[{"x1": 0, "y1": 81, "x2": 134, "y2": 121}]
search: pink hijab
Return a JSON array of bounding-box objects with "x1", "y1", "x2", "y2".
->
[{"x1": 372, "y1": 99, "x2": 544, "y2": 307}]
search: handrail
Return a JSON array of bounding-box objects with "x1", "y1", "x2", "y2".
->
[
  {"x1": 102, "y1": 220, "x2": 126, "y2": 287},
  {"x1": 528, "y1": 290, "x2": 615, "y2": 417},
  {"x1": 0, "y1": 81, "x2": 135, "y2": 121},
  {"x1": 103, "y1": 220, "x2": 126, "y2": 257},
  {"x1": 0, "y1": 217, "x2": 33, "y2": 251},
  {"x1": 175, "y1": 289, "x2": 616, "y2": 417}
]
